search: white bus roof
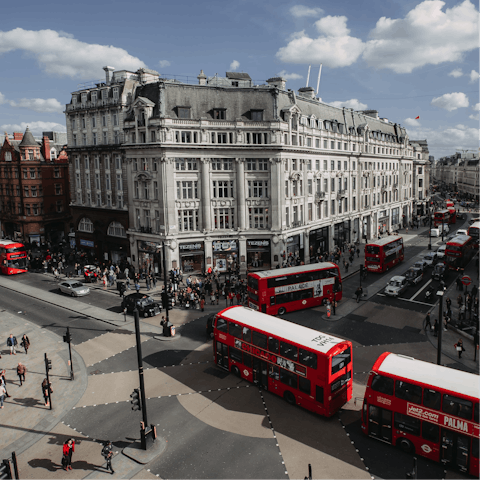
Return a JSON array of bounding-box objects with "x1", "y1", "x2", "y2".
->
[
  {"x1": 446, "y1": 234, "x2": 472, "y2": 246},
  {"x1": 219, "y1": 306, "x2": 348, "y2": 355},
  {"x1": 0, "y1": 240, "x2": 22, "y2": 246},
  {"x1": 253, "y1": 262, "x2": 337, "y2": 279},
  {"x1": 366, "y1": 235, "x2": 402, "y2": 247},
  {"x1": 378, "y1": 353, "x2": 479, "y2": 400},
  {"x1": 468, "y1": 221, "x2": 480, "y2": 230}
]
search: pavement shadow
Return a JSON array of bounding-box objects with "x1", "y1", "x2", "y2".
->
[
  {"x1": 72, "y1": 460, "x2": 103, "y2": 471},
  {"x1": 28, "y1": 458, "x2": 61, "y2": 472},
  {"x1": 11, "y1": 397, "x2": 45, "y2": 408}
]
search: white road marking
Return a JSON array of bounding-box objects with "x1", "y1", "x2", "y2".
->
[{"x1": 410, "y1": 279, "x2": 432, "y2": 300}]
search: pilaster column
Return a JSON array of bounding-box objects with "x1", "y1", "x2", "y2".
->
[
  {"x1": 303, "y1": 231, "x2": 310, "y2": 264},
  {"x1": 270, "y1": 158, "x2": 283, "y2": 231},
  {"x1": 201, "y1": 159, "x2": 211, "y2": 231},
  {"x1": 236, "y1": 158, "x2": 246, "y2": 230}
]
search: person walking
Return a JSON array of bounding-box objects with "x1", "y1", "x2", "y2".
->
[
  {"x1": 355, "y1": 286, "x2": 363, "y2": 303},
  {"x1": 0, "y1": 370, "x2": 9, "y2": 399},
  {"x1": 200, "y1": 297, "x2": 205, "y2": 312},
  {"x1": 344, "y1": 260, "x2": 349, "y2": 273},
  {"x1": 62, "y1": 438, "x2": 75, "y2": 471},
  {"x1": 42, "y1": 378, "x2": 52, "y2": 407},
  {"x1": 17, "y1": 362, "x2": 26, "y2": 386},
  {"x1": 20, "y1": 334, "x2": 30, "y2": 355},
  {"x1": 454, "y1": 339, "x2": 465, "y2": 359},
  {"x1": 102, "y1": 440, "x2": 115, "y2": 474},
  {"x1": 425, "y1": 312, "x2": 432, "y2": 332},
  {"x1": 0, "y1": 382, "x2": 6, "y2": 409},
  {"x1": 146, "y1": 275, "x2": 151, "y2": 291},
  {"x1": 7, "y1": 334, "x2": 17, "y2": 355},
  {"x1": 210, "y1": 292, "x2": 216, "y2": 305},
  {"x1": 356, "y1": 247, "x2": 360, "y2": 258}
]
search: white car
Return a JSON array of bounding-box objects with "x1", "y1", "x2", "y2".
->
[
  {"x1": 430, "y1": 228, "x2": 440, "y2": 237},
  {"x1": 59, "y1": 280, "x2": 90, "y2": 297},
  {"x1": 436, "y1": 245, "x2": 446, "y2": 258},
  {"x1": 385, "y1": 276, "x2": 408, "y2": 297},
  {"x1": 423, "y1": 253, "x2": 438, "y2": 268},
  {"x1": 456, "y1": 229, "x2": 468, "y2": 236}
]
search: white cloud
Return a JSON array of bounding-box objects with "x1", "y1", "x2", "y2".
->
[
  {"x1": 276, "y1": 16, "x2": 364, "y2": 68},
  {"x1": 473, "y1": 103, "x2": 480, "y2": 111},
  {"x1": 8, "y1": 97, "x2": 63, "y2": 113},
  {"x1": 158, "y1": 60, "x2": 170, "y2": 68},
  {"x1": 1, "y1": 121, "x2": 66, "y2": 136},
  {"x1": 0, "y1": 28, "x2": 146, "y2": 79},
  {"x1": 363, "y1": 0, "x2": 479, "y2": 73},
  {"x1": 469, "y1": 69, "x2": 479, "y2": 82},
  {"x1": 448, "y1": 68, "x2": 463, "y2": 78},
  {"x1": 431, "y1": 92, "x2": 469, "y2": 111},
  {"x1": 0, "y1": 92, "x2": 6, "y2": 104},
  {"x1": 469, "y1": 114, "x2": 479, "y2": 120},
  {"x1": 469, "y1": 103, "x2": 480, "y2": 120},
  {"x1": 289, "y1": 5, "x2": 324, "y2": 18},
  {"x1": 229, "y1": 60, "x2": 240, "y2": 71},
  {"x1": 404, "y1": 117, "x2": 421, "y2": 127},
  {"x1": 277, "y1": 70, "x2": 303, "y2": 80},
  {"x1": 328, "y1": 98, "x2": 367, "y2": 110}
]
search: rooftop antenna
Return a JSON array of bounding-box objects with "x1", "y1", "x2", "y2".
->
[
  {"x1": 306, "y1": 65, "x2": 311, "y2": 87},
  {"x1": 316, "y1": 64, "x2": 322, "y2": 95}
]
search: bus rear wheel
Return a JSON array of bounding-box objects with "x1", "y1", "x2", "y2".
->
[
  {"x1": 231, "y1": 365, "x2": 241, "y2": 378},
  {"x1": 284, "y1": 390, "x2": 296, "y2": 405},
  {"x1": 278, "y1": 307, "x2": 286, "y2": 315},
  {"x1": 398, "y1": 438, "x2": 414, "y2": 454}
]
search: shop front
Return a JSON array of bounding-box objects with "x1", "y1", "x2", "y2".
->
[
  {"x1": 246, "y1": 239, "x2": 271, "y2": 271},
  {"x1": 212, "y1": 239, "x2": 238, "y2": 273},
  {"x1": 284, "y1": 234, "x2": 304, "y2": 265},
  {"x1": 179, "y1": 241, "x2": 205, "y2": 275},
  {"x1": 378, "y1": 212, "x2": 389, "y2": 235},
  {"x1": 137, "y1": 241, "x2": 161, "y2": 276},
  {"x1": 308, "y1": 227, "x2": 329, "y2": 262},
  {"x1": 333, "y1": 220, "x2": 351, "y2": 248}
]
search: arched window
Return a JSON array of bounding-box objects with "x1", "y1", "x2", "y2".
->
[
  {"x1": 107, "y1": 221, "x2": 126, "y2": 237},
  {"x1": 78, "y1": 217, "x2": 94, "y2": 233}
]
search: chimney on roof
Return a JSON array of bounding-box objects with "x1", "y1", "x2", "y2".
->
[
  {"x1": 42, "y1": 136, "x2": 51, "y2": 161},
  {"x1": 361, "y1": 110, "x2": 379, "y2": 119},
  {"x1": 103, "y1": 66, "x2": 115, "y2": 85},
  {"x1": 13, "y1": 132, "x2": 23, "y2": 141},
  {"x1": 298, "y1": 86, "x2": 315, "y2": 99},
  {"x1": 197, "y1": 69, "x2": 207, "y2": 86},
  {"x1": 266, "y1": 76, "x2": 287, "y2": 90}
]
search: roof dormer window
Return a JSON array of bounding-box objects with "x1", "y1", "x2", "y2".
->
[
  {"x1": 177, "y1": 107, "x2": 191, "y2": 119},
  {"x1": 251, "y1": 110, "x2": 263, "y2": 121},
  {"x1": 213, "y1": 109, "x2": 226, "y2": 120}
]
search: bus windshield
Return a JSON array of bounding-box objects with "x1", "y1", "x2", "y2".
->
[
  {"x1": 6, "y1": 247, "x2": 25, "y2": 254},
  {"x1": 7, "y1": 257, "x2": 27, "y2": 269}
]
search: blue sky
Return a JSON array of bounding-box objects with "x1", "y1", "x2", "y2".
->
[{"x1": 0, "y1": 0, "x2": 478, "y2": 159}]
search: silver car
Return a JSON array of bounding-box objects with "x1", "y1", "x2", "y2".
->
[
  {"x1": 59, "y1": 280, "x2": 90, "y2": 297},
  {"x1": 385, "y1": 276, "x2": 408, "y2": 297}
]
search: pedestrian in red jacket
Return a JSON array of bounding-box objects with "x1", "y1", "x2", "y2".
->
[{"x1": 62, "y1": 439, "x2": 75, "y2": 471}]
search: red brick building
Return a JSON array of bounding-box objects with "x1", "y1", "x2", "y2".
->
[{"x1": 0, "y1": 127, "x2": 71, "y2": 246}]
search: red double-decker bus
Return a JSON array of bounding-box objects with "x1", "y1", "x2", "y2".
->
[
  {"x1": 446, "y1": 200, "x2": 454, "y2": 208},
  {"x1": 361, "y1": 353, "x2": 479, "y2": 476},
  {"x1": 0, "y1": 240, "x2": 28, "y2": 275},
  {"x1": 447, "y1": 207, "x2": 456, "y2": 224},
  {"x1": 467, "y1": 221, "x2": 480, "y2": 248},
  {"x1": 213, "y1": 306, "x2": 353, "y2": 417},
  {"x1": 247, "y1": 263, "x2": 342, "y2": 316},
  {"x1": 434, "y1": 209, "x2": 450, "y2": 227},
  {"x1": 364, "y1": 235, "x2": 404, "y2": 273},
  {"x1": 445, "y1": 235, "x2": 475, "y2": 271}
]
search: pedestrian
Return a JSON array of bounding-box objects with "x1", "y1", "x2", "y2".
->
[
  {"x1": 42, "y1": 377, "x2": 52, "y2": 407},
  {"x1": 229, "y1": 291, "x2": 234, "y2": 306},
  {"x1": 17, "y1": 362, "x2": 26, "y2": 386},
  {"x1": 445, "y1": 297, "x2": 452, "y2": 311},
  {"x1": 0, "y1": 382, "x2": 5, "y2": 409},
  {"x1": 236, "y1": 291, "x2": 241, "y2": 305},
  {"x1": 146, "y1": 275, "x2": 151, "y2": 291},
  {"x1": 355, "y1": 286, "x2": 363, "y2": 303},
  {"x1": 151, "y1": 274, "x2": 156, "y2": 289},
  {"x1": 454, "y1": 339, "x2": 465, "y2": 359},
  {"x1": 62, "y1": 438, "x2": 75, "y2": 471},
  {"x1": 215, "y1": 289, "x2": 220, "y2": 305},
  {"x1": 7, "y1": 334, "x2": 17, "y2": 355},
  {"x1": 200, "y1": 297, "x2": 205, "y2": 312},
  {"x1": 425, "y1": 312, "x2": 432, "y2": 331},
  {"x1": 102, "y1": 440, "x2": 115, "y2": 474},
  {"x1": 135, "y1": 281, "x2": 140, "y2": 293},
  {"x1": 0, "y1": 370, "x2": 9, "y2": 398},
  {"x1": 20, "y1": 334, "x2": 30, "y2": 354},
  {"x1": 344, "y1": 260, "x2": 349, "y2": 273},
  {"x1": 356, "y1": 248, "x2": 360, "y2": 258},
  {"x1": 210, "y1": 292, "x2": 216, "y2": 305}
]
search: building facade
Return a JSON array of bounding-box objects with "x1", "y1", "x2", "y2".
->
[
  {"x1": 0, "y1": 128, "x2": 70, "y2": 245},
  {"x1": 67, "y1": 68, "x2": 427, "y2": 274}
]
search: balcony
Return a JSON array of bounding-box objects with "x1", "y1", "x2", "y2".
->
[{"x1": 314, "y1": 192, "x2": 326, "y2": 202}]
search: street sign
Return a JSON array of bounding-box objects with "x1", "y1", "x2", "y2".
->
[{"x1": 461, "y1": 275, "x2": 472, "y2": 286}]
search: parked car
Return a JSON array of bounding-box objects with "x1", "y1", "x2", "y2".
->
[
  {"x1": 432, "y1": 262, "x2": 447, "y2": 281},
  {"x1": 456, "y1": 229, "x2": 468, "y2": 236},
  {"x1": 385, "y1": 276, "x2": 408, "y2": 297},
  {"x1": 59, "y1": 280, "x2": 90, "y2": 297},
  {"x1": 423, "y1": 253, "x2": 438, "y2": 268},
  {"x1": 405, "y1": 267, "x2": 423, "y2": 285},
  {"x1": 413, "y1": 259, "x2": 428, "y2": 272},
  {"x1": 436, "y1": 245, "x2": 446, "y2": 259},
  {"x1": 122, "y1": 293, "x2": 161, "y2": 317},
  {"x1": 84, "y1": 265, "x2": 98, "y2": 283}
]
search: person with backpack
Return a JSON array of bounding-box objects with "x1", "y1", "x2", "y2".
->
[
  {"x1": 20, "y1": 334, "x2": 30, "y2": 355},
  {"x1": 101, "y1": 440, "x2": 115, "y2": 474},
  {"x1": 7, "y1": 334, "x2": 17, "y2": 355}
]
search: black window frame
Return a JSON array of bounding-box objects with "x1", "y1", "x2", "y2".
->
[{"x1": 371, "y1": 374, "x2": 394, "y2": 396}]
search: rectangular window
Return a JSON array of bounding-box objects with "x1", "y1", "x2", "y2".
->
[
  {"x1": 154, "y1": 181, "x2": 159, "y2": 199},
  {"x1": 103, "y1": 131, "x2": 108, "y2": 144},
  {"x1": 247, "y1": 181, "x2": 268, "y2": 198},
  {"x1": 116, "y1": 174, "x2": 123, "y2": 191},
  {"x1": 178, "y1": 209, "x2": 199, "y2": 232},
  {"x1": 105, "y1": 173, "x2": 111, "y2": 191},
  {"x1": 248, "y1": 207, "x2": 269, "y2": 229},
  {"x1": 178, "y1": 107, "x2": 190, "y2": 119},
  {"x1": 213, "y1": 109, "x2": 226, "y2": 119},
  {"x1": 251, "y1": 110, "x2": 263, "y2": 121},
  {"x1": 214, "y1": 208, "x2": 235, "y2": 229},
  {"x1": 95, "y1": 173, "x2": 100, "y2": 190},
  {"x1": 30, "y1": 168, "x2": 35, "y2": 179},
  {"x1": 117, "y1": 194, "x2": 123, "y2": 209},
  {"x1": 307, "y1": 179, "x2": 313, "y2": 195},
  {"x1": 24, "y1": 186, "x2": 29, "y2": 197}
]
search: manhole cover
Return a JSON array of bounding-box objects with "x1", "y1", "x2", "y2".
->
[{"x1": 204, "y1": 367, "x2": 229, "y2": 379}]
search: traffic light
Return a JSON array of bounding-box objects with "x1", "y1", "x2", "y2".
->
[
  {"x1": 130, "y1": 388, "x2": 141, "y2": 411},
  {"x1": 45, "y1": 358, "x2": 52, "y2": 371},
  {"x1": 63, "y1": 332, "x2": 72, "y2": 343}
]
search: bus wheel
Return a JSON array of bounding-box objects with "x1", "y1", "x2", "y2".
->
[
  {"x1": 231, "y1": 365, "x2": 241, "y2": 378},
  {"x1": 284, "y1": 390, "x2": 296, "y2": 405},
  {"x1": 398, "y1": 438, "x2": 414, "y2": 454},
  {"x1": 278, "y1": 307, "x2": 286, "y2": 315}
]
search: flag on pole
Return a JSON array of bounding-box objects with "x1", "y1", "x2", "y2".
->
[{"x1": 415, "y1": 116, "x2": 420, "y2": 119}]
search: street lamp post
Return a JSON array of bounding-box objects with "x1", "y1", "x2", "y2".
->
[
  {"x1": 437, "y1": 288, "x2": 445, "y2": 365},
  {"x1": 428, "y1": 209, "x2": 432, "y2": 250}
]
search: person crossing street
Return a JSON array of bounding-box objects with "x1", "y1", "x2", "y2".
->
[{"x1": 102, "y1": 440, "x2": 115, "y2": 474}]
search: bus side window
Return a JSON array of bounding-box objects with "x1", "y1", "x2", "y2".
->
[
  {"x1": 423, "y1": 389, "x2": 441, "y2": 410},
  {"x1": 242, "y1": 327, "x2": 251, "y2": 343},
  {"x1": 280, "y1": 341, "x2": 298, "y2": 361},
  {"x1": 270, "y1": 296, "x2": 275, "y2": 306},
  {"x1": 229, "y1": 322, "x2": 243, "y2": 339},
  {"x1": 395, "y1": 380, "x2": 422, "y2": 405},
  {"x1": 371, "y1": 374, "x2": 394, "y2": 396},
  {"x1": 421, "y1": 422, "x2": 439, "y2": 443},
  {"x1": 216, "y1": 318, "x2": 228, "y2": 332},
  {"x1": 442, "y1": 394, "x2": 473, "y2": 420},
  {"x1": 472, "y1": 438, "x2": 479, "y2": 459},
  {"x1": 243, "y1": 352, "x2": 252, "y2": 368},
  {"x1": 316, "y1": 385, "x2": 324, "y2": 404},
  {"x1": 269, "y1": 365, "x2": 279, "y2": 380},
  {"x1": 299, "y1": 348, "x2": 317, "y2": 369},
  {"x1": 394, "y1": 412, "x2": 420, "y2": 436},
  {"x1": 474, "y1": 403, "x2": 479, "y2": 424},
  {"x1": 299, "y1": 377, "x2": 311, "y2": 395},
  {"x1": 280, "y1": 369, "x2": 297, "y2": 388},
  {"x1": 252, "y1": 331, "x2": 267, "y2": 349},
  {"x1": 229, "y1": 347, "x2": 243, "y2": 363},
  {"x1": 268, "y1": 336, "x2": 279, "y2": 353}
]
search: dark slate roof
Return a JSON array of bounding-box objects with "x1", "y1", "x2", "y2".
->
[
  {"x1": 19, "y1": 127, "x2": 38, "y2": 147},
  {"x1": 226, "y1": 72, "x2": 251, "y2": 80}
]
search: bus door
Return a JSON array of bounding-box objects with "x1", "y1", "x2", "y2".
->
[
  {"x1": 441, "y1": 429, "x2": 469, "y2": 472},
  {"x1": 368, "y1": 405, "x2": 392, "y2": 443},
  {"x1": 252, "y1": 357, "x2": 268, "y2": 390},
  {"x1": 215, "y1": 341, "x2": 229, "y2": 370}
]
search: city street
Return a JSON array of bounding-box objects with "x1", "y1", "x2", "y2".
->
[{"x1": 0, "y1": 213, "x2": 477, "y2": 479}]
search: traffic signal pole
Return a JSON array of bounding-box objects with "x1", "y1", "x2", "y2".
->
[{"x1": 63, "y1": 327, "x2": 74, "y2": 380}]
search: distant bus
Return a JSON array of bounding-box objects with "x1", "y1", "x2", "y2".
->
[
  {"x1": 364, "y1": 236, "x2": 404, "y2": 273},
  {"x1": 0, "y1": 240, "x2": 28, "y2": 275},
  {"x1": 361, "y1": 352, "x2": 479, "y2": 476},
  {"x1": 445, "y1": 235, "x2": 475, "y2": 271},
  {"x1": 446, "y1": 200, "x2": 454, "y2": 208},
  {"x1": 213, "y1": 305, "x2": 353, "y2": 417},
  {"x1": 467, "y1": 222, "x2": 480, "y2": 248},
  {"x1": 247, "y1": 263, "x2": 342, "y2": 316},
  {"x1": 434, "y1": 210, "x2": 450, "y2": 227},
  {"x1": 447, "y1": 207, "x2": 456, "y2": 224}
]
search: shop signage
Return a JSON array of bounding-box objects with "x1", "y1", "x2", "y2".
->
[
  {"x1": 213, "y1": 240, "x2": 237, "y2": 252},
  {"x1": 247, "y1": 240, "x2": 270, "y2": 247},
  {"x1": 138, "y1": 241, "x2": 158, "y2": 252},
  {"x1": 180, "y1": 242, "x2": 204, "y2": 251},
  {"x1": 80, "y1": 239, "x2": 94, "y2": 248}
]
